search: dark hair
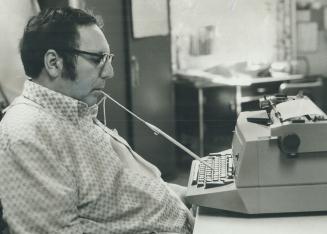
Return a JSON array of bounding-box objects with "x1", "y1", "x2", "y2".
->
[{"x1": 20, "y1": 7, "x2": 103, "y2": 80}]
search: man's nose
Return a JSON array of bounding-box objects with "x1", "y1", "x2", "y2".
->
[{"x1": 101, "y1": 61, "x2": 114, "y2": 79}]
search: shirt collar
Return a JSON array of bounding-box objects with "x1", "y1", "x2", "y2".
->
[{"x1": 22, "y1": 80, "x2": 98, "y2": 124}]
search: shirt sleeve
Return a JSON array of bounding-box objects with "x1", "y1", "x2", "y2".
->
[{"x1": 0, "y1": 137, "x2": 82, "y2": 234}]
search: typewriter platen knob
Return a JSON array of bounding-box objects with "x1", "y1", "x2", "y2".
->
[{"x1": 280, "y1": 134, "x2": 301, "y2": 157}]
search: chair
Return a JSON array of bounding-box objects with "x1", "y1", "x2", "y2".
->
[{"x1": 0, "y1": 201, "x2": 8, "y2": 234}]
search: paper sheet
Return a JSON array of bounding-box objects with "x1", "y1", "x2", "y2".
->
[
  {"x1": 276, "y1": 98, "x2": 325, "y2": 121},
  {"x1": 131, "y1": 0, "x2": 169, "y2": 38}
]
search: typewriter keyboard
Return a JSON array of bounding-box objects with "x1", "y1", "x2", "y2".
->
[{"x1": 191, "y1": 153, "x2": 234, "y2": 189}]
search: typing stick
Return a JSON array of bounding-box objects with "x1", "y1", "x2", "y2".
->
[{"x1": 101, "y1": 91, "x2": 214, "y2": 170}]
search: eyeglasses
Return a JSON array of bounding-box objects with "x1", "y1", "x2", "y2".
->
[{"x1": 62, "y1": 48, "x2": 114, "y2": 68}]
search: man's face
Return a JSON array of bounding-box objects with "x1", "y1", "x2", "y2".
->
[{"x1": 62, "y1": 24, "x2": 114, "y2": 106}]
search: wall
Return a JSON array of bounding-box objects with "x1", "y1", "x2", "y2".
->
[
  {"x1": 299, "y1": 31, "x2": 327, "y2": 75},
  {"x1": 296, "y1": 0, "x2": 327, "y2": 76},
  {"x1": 83, "y1": 0, "x2": 129, "y2": 139},
  {"x1": 0, "y1": 0, "x2": 39, "y2": 102},
  {"x1": 170, "y1": 0, "x2": 277, "y2": 71}
]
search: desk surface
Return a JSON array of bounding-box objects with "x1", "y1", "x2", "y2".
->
[
  {"x1": 193, "y1": 207, "x2": 327, "y2": 234},
  {"x1": 175, "y1": 69, "x2": 304, "y2": 88}
]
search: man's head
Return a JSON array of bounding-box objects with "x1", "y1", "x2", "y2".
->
[{"x1": 20, "y1": 7, "x2": 114, "y2": 106}]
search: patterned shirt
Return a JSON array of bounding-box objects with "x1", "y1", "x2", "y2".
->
[{"x1": 0, "y1": 81, "x2": 194, "y2": 234}]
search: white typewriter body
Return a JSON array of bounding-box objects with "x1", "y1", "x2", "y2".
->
[{"x1": 186, "y1": 95, "x2": 327, "y2": 214}]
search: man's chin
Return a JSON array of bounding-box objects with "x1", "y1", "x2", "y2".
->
[
  {"x1": 83, "y1": 94, "x2": 100, "y2": 107},
  {"x1": 92, "y1": 89, "x2": 103, "y2": 95}
]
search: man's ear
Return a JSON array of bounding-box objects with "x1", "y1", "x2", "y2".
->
[{"x1": 44, "y1": 49, "x2": 63, "y2": 79}]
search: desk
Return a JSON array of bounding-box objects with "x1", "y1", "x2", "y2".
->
[
  {"x1": 175, "y1": 70, "x2": 303, "y2": 156},
  {"x1": 193, "y1": 207, "x2": 327, "y2": 234}
]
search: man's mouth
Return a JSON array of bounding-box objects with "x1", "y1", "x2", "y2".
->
[{"x1": 92, "y1": 87, "x2": 105, "y2": 92}]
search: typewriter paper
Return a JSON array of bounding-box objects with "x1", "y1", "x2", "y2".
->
[{"x1": 276, "y1": 98, "x2": 325, "y2": 121}]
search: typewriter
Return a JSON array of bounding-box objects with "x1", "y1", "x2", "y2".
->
[
  {"x1": 190, "y1": 150, "x2": 234, "y2": 189},
  {"x1": 186, "y1": 94, "x2": 327, "y2": 214}
]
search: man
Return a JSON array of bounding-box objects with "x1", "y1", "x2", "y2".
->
[{"x1": 0, "y1": 7, "x2": 194, "y2": 234}]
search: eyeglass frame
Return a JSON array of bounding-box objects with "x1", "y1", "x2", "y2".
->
[{"x1": 60, "y1": 48, "x2": 114, "y2": 68}]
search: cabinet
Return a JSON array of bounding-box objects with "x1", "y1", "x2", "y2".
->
[
  {"x1": 175, "y1": 82, "x2": 236, "y2": 166},
  {"x1": 84, "y1": 0, "x2": 176, "y2": 178}
]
